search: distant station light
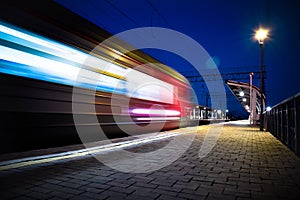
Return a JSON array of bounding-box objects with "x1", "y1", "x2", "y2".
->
[
  {"x1": 239, "y1": 91, "x2": 245, "y2": 97},
  {"x1": 244, "y1": 105, "x2": 250, "y2": 112},
  {"x1": 266, "y1": 106, "x2": 272, "y2": 112},
  {"x1": 242, "y1": 98, "x2": 247, "y2": 102}
]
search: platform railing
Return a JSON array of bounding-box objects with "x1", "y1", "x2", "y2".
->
[{"x1": 264, "y1": 92, "x2": 300, "y2": 156}]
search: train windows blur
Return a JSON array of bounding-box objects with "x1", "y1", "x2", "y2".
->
[{"x1": 0, "y1": 21, "x2": 176, "y2": 104}]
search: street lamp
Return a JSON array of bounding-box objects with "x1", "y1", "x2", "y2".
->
[{"x1": 255, "y1": 28, "x2": 268, "y2": 131}]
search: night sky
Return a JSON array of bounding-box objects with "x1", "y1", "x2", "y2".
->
[{"x1": 55, "y1": 0, "x2": 300, "y2": 116}]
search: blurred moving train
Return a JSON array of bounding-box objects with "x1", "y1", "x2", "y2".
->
[{"x1": 0, "y1": 1, "x2": 225, "y2": 153}]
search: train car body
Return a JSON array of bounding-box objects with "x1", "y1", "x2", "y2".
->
[{"x1": 0, "y1": 1, "x2": 195, "y2": 153}]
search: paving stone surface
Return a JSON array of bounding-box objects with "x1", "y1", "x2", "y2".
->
[{"x1": 1, "y1": 121, "x2": 300, "y2": 199}]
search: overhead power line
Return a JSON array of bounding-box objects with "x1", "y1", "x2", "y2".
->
[
  {"x1": 104, "y1": 0, "x2": 141, "y2": 27},
  {"x1": 145, "y1": 0, "x2": 174, "y2": 29}
]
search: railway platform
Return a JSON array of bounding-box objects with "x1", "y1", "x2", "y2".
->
[{"x1": 1, "y1": 120, "x2": 300, "y2": 200}]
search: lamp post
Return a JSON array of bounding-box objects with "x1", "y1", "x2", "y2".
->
[
  {"x1": 255, "y1": 28, "x2": 268, "y2": 131},
  {"x1": 249, "y1": 72, "x2": 254, "y2": 125}
]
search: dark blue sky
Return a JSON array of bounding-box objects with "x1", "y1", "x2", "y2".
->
[{"x1": 55, "y1": 0, "x2": 300, "y2": 113}]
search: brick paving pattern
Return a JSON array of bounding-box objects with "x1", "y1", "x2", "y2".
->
[{"x1": 1, "y1": 122, "x2": 300, "y2": 199}]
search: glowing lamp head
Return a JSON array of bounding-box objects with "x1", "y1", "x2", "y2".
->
[{"x1": 255, "y1": 28, "x2": 269, "y2": 44}]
